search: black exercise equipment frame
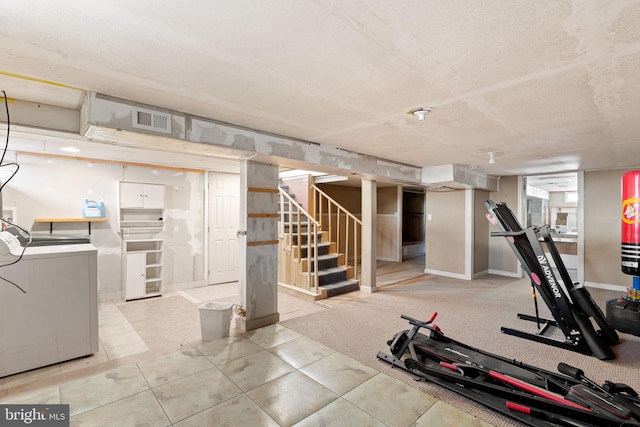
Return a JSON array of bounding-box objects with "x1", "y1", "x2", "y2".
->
[
  {"x1": 485, "y1": 200, "x2": 618, "y2": 360},
  {"x1": 377, "y1": 313, "x2": 639, "y2": 427}
]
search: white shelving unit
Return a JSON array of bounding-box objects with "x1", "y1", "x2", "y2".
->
[
  {"x1": 123, "y1": 239, "x2": 163, "y2": 300},
  {"x1": 119, "y1": 181, "x2": 166, "y2": 300}
]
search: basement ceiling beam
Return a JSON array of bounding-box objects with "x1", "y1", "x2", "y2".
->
[{"x1": 81, "y1": 92, "x2": 423, "y2": 185}]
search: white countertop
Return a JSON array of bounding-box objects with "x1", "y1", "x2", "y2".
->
[{"x1": 0, "y1": 243, "x2": 97, "y2": 260}]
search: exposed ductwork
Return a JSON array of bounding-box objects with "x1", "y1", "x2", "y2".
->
[
  {"x1": 80, "y1": 92, "x2": 426, "y2": 185},
  {"x1": 422, "y1": 164, "x2": 498, "y2": 192},
  {"x1": 77, "y1": 92, "x2": 497, "y2": 190}
]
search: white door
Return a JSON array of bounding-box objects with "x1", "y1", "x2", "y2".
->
[
  {"x1": 208, "y1": 173, "x2": 240, "y2": 284},
  {"x1": 120, "y1": 182, "x2": 144, "y2": 208},
  {"x1": 126, "y1": 252, "x2": 146, "y2": 300},
  {"x1": 142, "y1": 184, "x2": 165, "y2": 209}
]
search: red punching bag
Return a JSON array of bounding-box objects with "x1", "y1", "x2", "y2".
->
[{"x1": 621, "y1": 170, "x2": 640, "y2": 276}]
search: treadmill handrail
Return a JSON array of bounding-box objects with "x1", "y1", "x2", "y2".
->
[
  {"x1": 485, "y1": 199, "x2": 618, "y2": 359},
  {"x1": 491, "y1": 225, "x2": 551, "y2": 238}
]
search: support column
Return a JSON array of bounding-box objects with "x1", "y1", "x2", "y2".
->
[
  {"x1": 360, "y1": 178, "x2": 377, "y2": 293},
  {"x1": 236, "y1": 160, "x2": 280, "y2": 331}
]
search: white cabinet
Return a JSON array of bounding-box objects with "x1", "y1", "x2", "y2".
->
[
  {"x1": 119, "y1": 181, "x2": 165, "y2": 300},
  {"x1": 123, "y1": 239, "x2": 163, "y2": 300},
  {"x1": 120, "y1": 182, "x2": 165, "y2": 209},
  {"x1": 119, "y1": 182, "x2": 165, "y2": 230}
]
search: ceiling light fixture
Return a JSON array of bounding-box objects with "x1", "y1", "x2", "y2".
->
[
  {"x1": 60, "y1": 146, "x2": 80, "y2": 153},
  {"x1": 488, "y1": 152, "x2": 496, "y2": 164},
  {"x1": 412, "y1": 108, "x2": 431, "y2": 121}
]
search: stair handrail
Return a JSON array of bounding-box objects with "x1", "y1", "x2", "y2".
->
[
  {"x1": 311, "y1": 184, "x2": 362, "y2": 280},
  {"x1": 278, "y1": 188, "x2": 319, "y2": 293}
]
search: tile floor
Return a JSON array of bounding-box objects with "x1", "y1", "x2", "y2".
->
[{"x1": 0, "y1": 259, "x2": 492, "y2": 426}]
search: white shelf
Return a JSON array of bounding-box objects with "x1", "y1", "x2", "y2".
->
[
  {"x1": 120, "y1": 220, "x2": 164, "y2": 227},
  {"x1": 119, "y1": 218, "x2": 164, "y2": 231},
  {"x1": 127, "y1": 250, "x2": 162, "y2": 255},
  {"x1": 123, "y1": 235, "x2": 163, "y2": 301}
]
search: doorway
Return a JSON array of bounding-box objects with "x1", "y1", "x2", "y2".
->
[
  {"x1": 208, "y1": 172, "x2": 240, "y2": 284},
  {"x1": 402, "y1": 189, "x2": 426, "y2": 260},
  {"x1": 524, "y1": 172, "x2": 579, "y2": 276}
]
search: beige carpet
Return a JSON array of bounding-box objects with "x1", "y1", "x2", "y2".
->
[{"x1": 280, "y1": 274, "x2": 640, "y2": 427}]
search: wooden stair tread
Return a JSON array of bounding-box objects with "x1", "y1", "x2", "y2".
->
[
  {"x1": 299, "y1": 241, "x2": 331, "y2": 249},
  {"x1": 321, "y1": 279, "x2": 358, "y2": 288},
  {"x1": 317, "y1": 266, "x2": 348, "y2": 275}
]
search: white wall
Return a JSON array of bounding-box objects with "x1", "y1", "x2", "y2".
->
[
  {"x1": 583, "y1": 169, "x2": 632, "y2": 289},
  {"x1": 548, "y1": 191, "x2": 577, "y2": 232},
  {"x1": 487, "y1": 175, "x2": 521, "y2": 276},
  {"x1": 1, "y1": 151, "x2": 210, "y2": 300}
]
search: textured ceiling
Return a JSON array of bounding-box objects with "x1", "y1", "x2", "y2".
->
[{"x1": 1, "y1": 1, "x2": 640, "y2": 185}]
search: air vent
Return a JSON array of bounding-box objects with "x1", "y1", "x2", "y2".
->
[{"x1": 131, "y1": 107, "x2": 171, "y2": 134}]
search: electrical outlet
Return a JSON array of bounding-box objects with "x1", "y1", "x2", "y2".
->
[{"x1": 123, "y1": 228, "x2": 130, "y2": 237}]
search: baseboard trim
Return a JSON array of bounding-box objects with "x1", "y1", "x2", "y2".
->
[
  {"x1": 584, "y1": 281, "x2": 627, "y2": 292},
  {"x1": 423, "y1": 269, "x2": 467, "y2": 280},
  {"x1": 488, "y1": 269, "x2": 522, "y2": 278}
]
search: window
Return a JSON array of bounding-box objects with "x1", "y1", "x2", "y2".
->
[{"x1": 565, "y1": 192, "x2": 578, "y2": 203}]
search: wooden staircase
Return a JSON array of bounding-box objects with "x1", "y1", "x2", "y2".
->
[{"x1": 278, "y1": 185, "x2": 360, "y2": 299}]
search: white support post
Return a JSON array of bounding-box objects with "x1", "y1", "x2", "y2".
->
[{"x1": 360, "y1": 179, "x2": 377, "y2": 293}]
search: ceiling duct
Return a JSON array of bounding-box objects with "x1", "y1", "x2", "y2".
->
[
  {"x1": 131, "y1": 107, "x2": 171, "y2": 134},
  {"x1": 422, "y1": 164, "x2": 498, "y2": 192},
  {"x1": 80, "y1": 92, "x2": 424, "y2": 185},
  {"x1": 81, "y1": 92, "x2": 185, "y2": 140}
]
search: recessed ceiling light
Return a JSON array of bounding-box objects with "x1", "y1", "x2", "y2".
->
[{"x1": 60, "y1": 146, "x2": 80, "y2": 153}]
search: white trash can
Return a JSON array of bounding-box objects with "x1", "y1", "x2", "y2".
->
[{"x1": 198, "y1": 301, "x2": 233, "y2": 341}]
